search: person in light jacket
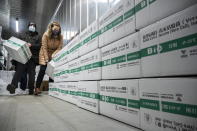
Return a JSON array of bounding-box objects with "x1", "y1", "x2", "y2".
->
[{"x1": 35, "y1": 22, "x2": 63, "y2": 95}]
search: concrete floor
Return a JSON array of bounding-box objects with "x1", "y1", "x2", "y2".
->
[{"x1": 0, "y1": 93, "x2": 141, "y2": 131}]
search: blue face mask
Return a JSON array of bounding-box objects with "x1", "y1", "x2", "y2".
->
[{"x1": 29, "y1": 26, "x2": 35, "y2": 32}]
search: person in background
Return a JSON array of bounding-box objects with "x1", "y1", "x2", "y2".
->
[
  {"x1": 35, "y1": 22, "x2": 63, "y2": 95},
  {"x1": 11, "y1": 60, "x2": 28, "y2": 94},
  {"x1": 7, "y1": 22, "x2": 41, "y2": 95}
]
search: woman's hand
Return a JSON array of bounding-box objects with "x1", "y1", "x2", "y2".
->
[{"x1": 27, "y1": 43, "x2": 32, "y2": 47}]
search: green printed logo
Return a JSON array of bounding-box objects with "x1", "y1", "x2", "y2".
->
[
  {"x1": 128, "y1": 99, "x2": 140, "y2": 109},
  {"x1": 162, "y1": 101, "x2": 197, "y2": 118},
  {"x1": 141, "y1": 33, "x2": 197, "y2": 58},
  {"x1": 140, "y1": 99, "x2": 160, "y2": 111},
  {"x1": 135, "y1": 0, "x2": 147, "y2": 13},
  {"x1": 124, "y1": 8, "x2": 135, "y2": 20}
]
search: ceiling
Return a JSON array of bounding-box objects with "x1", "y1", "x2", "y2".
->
[{"x1": 0, "y1": 0, "x2": 60, "y2": 39}]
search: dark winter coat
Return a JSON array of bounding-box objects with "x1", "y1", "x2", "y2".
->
[{"x1": 20, "y1": 31, "x2": 41, "y2": 65}]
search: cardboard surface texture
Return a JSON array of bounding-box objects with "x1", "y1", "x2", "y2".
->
[
  {"x1": 140, "y1": 78, "x2": 197, "y2": 131},
  {"x1": 77, "y1": 81, "x2": 100, "y2": 113},
  {"x1": 100, "y1": 80, "x2": 140, "y2": 128},
  {"x1": 141, "y1": 4, "x2": 197, "y2": 77},
  {"x1": 101, "y1": 32, "x2": 140, "y2": 79}
]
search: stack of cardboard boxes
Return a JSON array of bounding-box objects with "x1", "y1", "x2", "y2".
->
[{"x1": 49, "y1": 1, "x2": 197, "y2": 130}]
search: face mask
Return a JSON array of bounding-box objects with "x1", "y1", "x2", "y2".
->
[
  {"x1": 29, "y1": 26, "x2": 35, "y2": 32},
  {"x1": 52, "y1": 30, "x2": 59, "y2": 35}
]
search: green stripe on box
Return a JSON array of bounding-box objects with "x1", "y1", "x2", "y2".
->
[
  {"x1": 140, "y1": 99, "x2": 160, "y2": 111},
  {"x1": 61, "y1": 89, "x2": 64, "y2": 93},
  {"x1": 101, "y1": 95, "x2": 127, "y2": 106},
  {"x1": 70, "y1": 67, "x2": 81, "y2": 73},
  {"x1": 64, "y1": 90, "x2": 69, "y2": 94},
  {"x1": 54, "y1": 70, "x2": 69, "y2": 77},
  {"x1": 127, "y1": 51, "x2": 141, "y2": 61},
  {"x1": 83, "y1": 61, "x2": 102, "y2": 70},
  {"x1": 101, "y1": 15, "x2": 124, "y2": 34},
  {"x1": 70, "y1": 91, "x2": 77, "y2": 96},
  {"x1": 21, "y1": 46, "x2": 29, "y2": 60},
  {"x1": 149, "y1": 0, "x2": 156, "y2": 5},
  {"x1": 128, "y1": 99, "x2": 140, "y2": 109},
  {"x1": 102, "y1": 59, "x2": 111, "y2": 67},
  {"x1": 7, "y1": 40, "x2": 21, "y2": 47},
  {"x1": 83, "y1": 36, "x2": 92, "y2": 45},
  {"x1": 135, "y1": 0, "x2": 147, "y2": 13},
  {"x1": 111, "y1": 55, "x2": 126, "y2": 64},
  {"x1": 124, "y1": 8, "x2": 135, "y2": 20},
  {"x1": 69, "y1": 42, "x2": 82, "y2": 53},
  {"x1": 54, "y1": 51, "x2": 69, "y2": 62},
  {"x1": 91, "y1": 30, "x2": 101, "y2": 39},
  {"x1": 100, "y1": 95, "x2": 106, "y2": 102},
  {"x1": 8, "y1": 40, "x2": 29, "y2": 60},
  {"x1": 78, "y1": 91, "x2": 99, "y2": 99},
  {"x1": 160, "y1": 33, "x2": 197, "y2": 54},
  {"x1": 112, "y1": 15, "x2": 124, "y2": 28},
  {"x1": 102, "y1": 51, "x2": 140, "y2": 67},
  {"x1": 61, "y1": 90, "x2": 78, "y2": 96},
  {"x1": 162, "y1": 101, "x2": 197, "y2": 118},
  {"x1": 140, "y1": 45, "x2": 158, "y2": 57},
  {"x1": 141, "y1": 33, "x2": 197, "y2": 58}
]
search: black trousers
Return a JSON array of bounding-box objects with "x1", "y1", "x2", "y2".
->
[
  {"x1": 15, "y1": 65, "x2": 27, "y2": 91},
  {"x1": 20, "y1": 72, "x2": 27, "y2": 90},
  {"x1": 11, "y1": 59, "x2": 36, "y2": 91},
  {"x1": 36, "y1": 65, "x2": 53, "y2": 89}
]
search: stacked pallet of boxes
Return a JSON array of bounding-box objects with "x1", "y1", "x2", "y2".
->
[
  {"x1": 49, "y1": 0, "x2": 197, "y2": 130},
  {"x1": 139, "y1": 3, "x2": 197, "y2": 131},
  {"x1": 49, "y1": 36, "x2": 80, "y2": 105},
  {"x1": 98, "y1": 0, "x2": 141, "y2": 127}
]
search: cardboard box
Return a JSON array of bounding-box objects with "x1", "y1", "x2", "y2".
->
[
  {"x1": 49, "y1": 83, "x2": 61, "y2": 98},
  {"x1": 4, "y1": 37, "x2": 32, "y2": 64},
  {"x1": 99, "y1": 0, "x2": 136, "y2": 48},
  {"x1": 67, "y1": 36, "x2": 80, "y2": 62},
  {"x1": 67, "y1": 58, "x2": 80, "y2": 81},
  {"x1": 99, "y1": 1, "x2": 125, "y2": 47},
  {"x1": 79, "y1": 49, "x2": 101, "y2": 81},
  {"x1": 79, "y1": 20, "x2": 99, "y2": 56},
  {"x1": 140, "y1": 4, "x2": 197, "y2": 77},
  {"x1": 100, "y1": 80, "x2": 140, "y2": 128},
  {"x1": 53, "y1": 45, "x2": 69, "y2": 67},
  {"x1": 59, "y1": 82, "x2": 78, "y2": 105},
  {"x1": 53, "y1": 64, "x2": 69, "y2": 82},
  {"x1": 140, "y1": 78, "x2": 197, "y2": 131},
  {"x1": 77, "y1": 81, "x2": 100, "y2": 113},
  {"x1": 135, "y1": 0, "x2": 197, "y2": 29},
  {"x1": 123, "y1": 0, "x2": 136, "y2": 36},
  {"x1": 46, "y1": 60, "x2": 55, "y2": 79},
  {"x1": 101, "y1": 32, "x2": 140, "y2": 79}
]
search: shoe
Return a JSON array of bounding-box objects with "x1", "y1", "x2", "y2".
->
[
  {"x1": 15, "y1": 88, "x2": 24, "y2": 95},
  {"x1": 22, "y1": 89, "x2": 28, "y2": 95},
  {"x1": 29, "y1": 90, "x2": 34, "y2": 95},
  {"x1": 7, "y1": 84, "x2": 16, "y2": 94},
  {"x1": 34, "y1": 88, "x2": 41, "y2": 95}
]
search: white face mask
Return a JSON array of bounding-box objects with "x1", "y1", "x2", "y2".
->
[{"x1": 29, "y1": 25, "x2": 35, "y2": 32}]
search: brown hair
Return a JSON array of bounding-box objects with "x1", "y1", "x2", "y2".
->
[{"x1": 47, "y1": 22, "x2": 62, "y2": 40}]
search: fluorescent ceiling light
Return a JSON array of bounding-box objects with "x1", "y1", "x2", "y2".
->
[{"x1": 16, "y1": 18, "x2": 19, "y2": 33}]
